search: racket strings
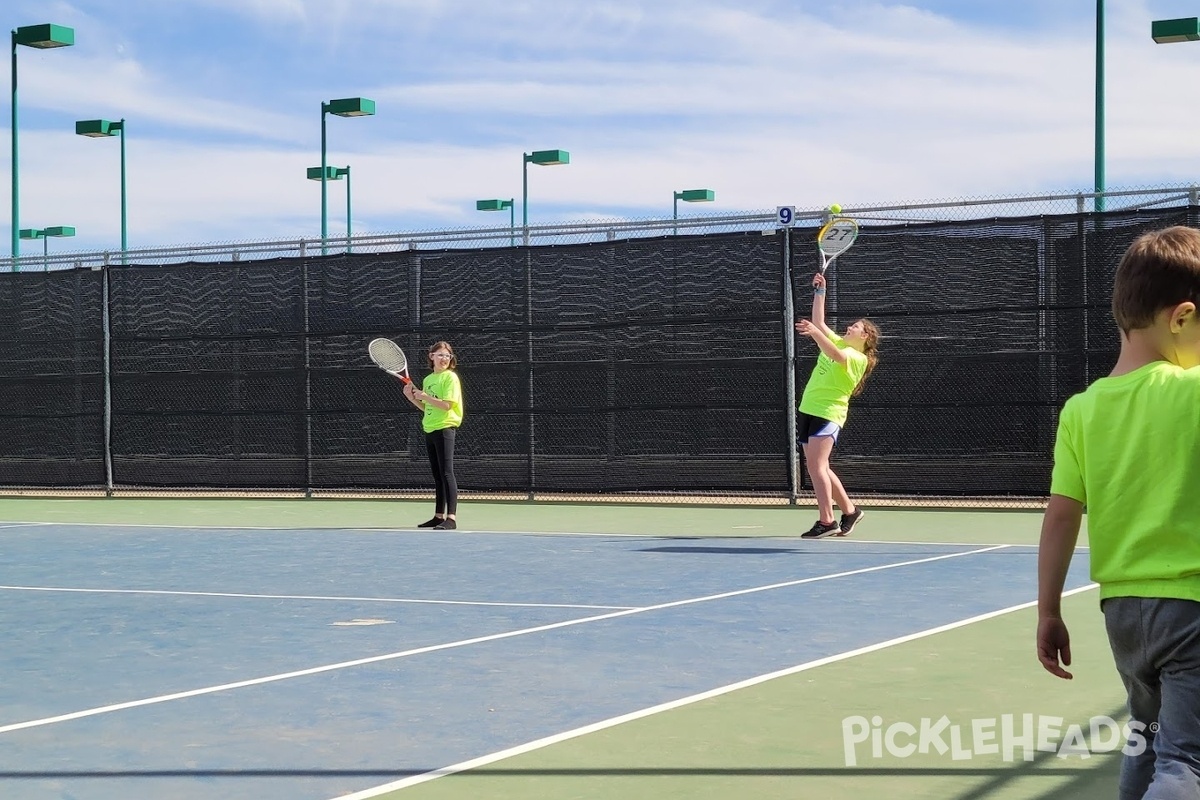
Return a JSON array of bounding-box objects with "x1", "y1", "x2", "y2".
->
[
  {"x1": 818, "y1": 221, "x2": 859, "y2": 257},
  {"x1": 368, "y1": 339, "x2": 408, "y2": 373}
]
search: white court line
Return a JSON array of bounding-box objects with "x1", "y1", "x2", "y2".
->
[
  {"x1": 0, "y1": 519, "x2": 1058, "y2": 547},
  {"x1": 0, "y1": 544, "x2": 1006, "y2": 736},
  {"x1": 844, "y1": 538, "x2": 1060, "y2": 549},
  {"x1": 0, "y1": 520, "x2": 648, "y2": 537},
  {"x1": 0, "y1": 519, "x2": 1084, "y2": 549},
  {"x1": 0, "y1": 585, "x2": 632, "y2": 611},
  {"x1": 333, "y1": 581, "x2": 1102, "y2": 800}
]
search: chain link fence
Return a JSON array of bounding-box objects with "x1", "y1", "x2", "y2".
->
[
  {"x1": 5, "y1": 185, "x2": 1197, "y2": 272},
  {"x1": 1, "y1": 186, "x2": 1195, "y2": 508}
]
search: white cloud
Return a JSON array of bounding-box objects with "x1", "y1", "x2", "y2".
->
[{"x1": 4, "y1": 0, "x2": 1200, "y2": 255}]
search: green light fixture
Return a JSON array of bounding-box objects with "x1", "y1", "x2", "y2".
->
[
  {"x1": 319, "y1": 98, "x2": 374, "y2": 254},
  {"x1": 308, "y1": 165, "x2": 352, "y2": 252},
  {"x1": 476, "y1": 198, "x2": 515, "y2": 247},
  {"x1": 20, "y1": 224, "x2": 75, "y2": 270},
  {"x1": 1152, "y1": 17, "x2": 1200, "y2": 43},
  {"x1": 11, "y1": 23, "x2": 75, "y2": 271},
  {"x1": 672, "y1": 188, "x2": 715, "y2": 234},
  {"x1": 76, "y1": 118, "x2": 128, "y2": 263},
  {"x1": 522, "y1": 149, "x2": 570, "y2": 246}
]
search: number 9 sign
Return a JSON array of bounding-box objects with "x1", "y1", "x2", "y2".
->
[{"x1": 777, "y1": 206, "x2": 796, "y2": 227}]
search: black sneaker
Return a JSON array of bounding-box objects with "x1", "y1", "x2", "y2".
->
[
  {"x1": 417, "y1": 517, "x2": 443, "y2": 528},
  {"x1": 434, "y1": 519, "x2": 457, "y2": 530},
  {"x1": 801, "y1": 520, "x2": 841, "y2": 539},
  {"x1": 839, "y1": 509, "x2": 865, "y2": 536}
]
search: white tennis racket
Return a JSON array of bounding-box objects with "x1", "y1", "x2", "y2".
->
[
  {"x1": 817, "y1": 217, "x2": 859, "y2": 274},
  {"x1": 368, "y1": 338, "x2": 412, "y2": 384}
]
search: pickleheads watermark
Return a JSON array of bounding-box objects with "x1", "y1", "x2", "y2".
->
[{"x1": 841, "y1": 714, "x2": 1154, "y2": 766}]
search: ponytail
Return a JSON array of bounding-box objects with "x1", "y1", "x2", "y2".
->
[{"x1": 851, "y1": 319, "x2": 881, "y2": 397}]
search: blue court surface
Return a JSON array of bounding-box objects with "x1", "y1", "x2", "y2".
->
[{"x1": 0, "y1": 522, "x2": 1093, "y2": 800}]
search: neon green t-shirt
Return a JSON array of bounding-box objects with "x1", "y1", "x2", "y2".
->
[
  {"x1": 798, "y1": 333, "x2": 869, "y2": 426},
  {"x1": 1050, "y1": 362, "x2": 1200, "y2": 601},
  {"x1": 421, "y1": 370, "x2": 464, "y2": 433}
]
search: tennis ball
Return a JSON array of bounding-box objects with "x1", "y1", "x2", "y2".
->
[{"x1": 829, "y1": 204, "x2": 842, "y2": 214}]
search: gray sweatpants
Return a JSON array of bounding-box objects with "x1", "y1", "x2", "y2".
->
[{"x1": 1104, "y1": 596, "x2": 1200, "y2": 800}]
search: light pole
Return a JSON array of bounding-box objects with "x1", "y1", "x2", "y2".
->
[
  {"x1": 1095, "y1": 0, "x2": 1105, "y2": 212},
  {"x1": 522, "y1": 149, "x2": 569, "y2": 246},
  {"x1": 19, "y1": 225, "x2": 74, "y2": 270},
  {"x1": 307, "y1": 165, "x2": 352, "y2": 252},
  {"x1": 76, "y1": 118, "x2": 127, "y2": 263},
  {"x1": 11, "y1": 23, "x2": 74, "y2": 271},
  {"x1": 476, "y1": 198, "x2": 515, "y2": 246},
  {"x1": 320, "y1": 98, "x2": 374, "y2": 255},
  {"x1": 1150, "y1": 18, "x2": 1200, "y2": 210},
  {"x1": 672, "y1": 188, "x2": 715, "y2": 234}
]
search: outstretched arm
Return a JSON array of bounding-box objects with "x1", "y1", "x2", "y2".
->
[
  {"x1": 1036, "y1": 494, "x2": 1084, "y2": 680},
  {"x1": 809, "y1": 273, "x2": 837, "y2": 339},
  {"x1": 795, "y1": 319, "x2": 849, "y2": 364}
]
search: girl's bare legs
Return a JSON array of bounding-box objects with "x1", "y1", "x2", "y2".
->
[
  {"x1": 828, "y1": 469, "x2": 856, "y2": 517},
  {"x1": 803, "y1": 436, "x2": 838, "y2": 524}
]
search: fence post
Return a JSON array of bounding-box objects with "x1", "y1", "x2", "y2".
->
[
  {"x1": 525, "y1": 246, "x2": 535, "y2": 500},
  {"x1": 782, "y1": 228, "x2": 799, "y2": 504},
  {"x1": 101, "y1": 265, "x2": 115, "y2": 496},
  {"x1": 302, "y1": 257, "x2": 313, "y2": 497}
]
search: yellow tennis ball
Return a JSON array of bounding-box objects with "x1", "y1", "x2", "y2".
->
[{"x1": 829, "y1": 204, "x2": 842, "y2": 214}]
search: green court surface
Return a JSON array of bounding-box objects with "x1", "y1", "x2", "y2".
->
[
  {"x1": 0, "y1": 497, "x2": 1116, "y2": 800},
  {"x1": 379, "y1": 590, "x2": 1121, "y2": 800},
  {"x1": 0, "y1": 497, "x2": 1078, "y2": 547}
]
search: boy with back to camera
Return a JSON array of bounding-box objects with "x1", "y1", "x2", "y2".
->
[{"x1": 1038, "y1": 225, "x2": 1200, "y2": 799}]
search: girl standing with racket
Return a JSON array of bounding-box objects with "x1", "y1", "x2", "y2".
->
[
  {"x1": 795, "y1": 273, "x2": 879, "y2": 538},
  {"x1": 402, "y1": 341, "x2": 464, "y2": 530}
]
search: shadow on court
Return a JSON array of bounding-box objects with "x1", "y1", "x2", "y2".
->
[{"x1": 636, "y1": 546, "x2": 804, "y2": 555}]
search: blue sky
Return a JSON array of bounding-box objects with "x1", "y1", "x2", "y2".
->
[{"x1": 7, "y1": 0, "x2": 1200, "y2": 253}]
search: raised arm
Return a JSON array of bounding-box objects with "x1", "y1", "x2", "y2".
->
[
  {"x1": 809, "y1": 273, "x2": 837, "y2": 339},
  {"x1": 795, "y1": 318, "x2": 848, "y2": 364}
]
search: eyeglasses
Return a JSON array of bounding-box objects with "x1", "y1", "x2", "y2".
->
[{"x1": 430, "y1": 352, "x2": 452, "y2": 359}]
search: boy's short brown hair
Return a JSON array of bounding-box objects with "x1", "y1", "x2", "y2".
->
[{"x1": 1112, "y1": 225, "x2": 1200, "y2": 332}]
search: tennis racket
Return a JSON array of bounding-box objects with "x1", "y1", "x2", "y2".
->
[
  {"x1": 368, "y1": 338, "x2": 412, "y2": 384},
  {"x1": 817, "y1": 217, "x2": 859, "y2": 273}
]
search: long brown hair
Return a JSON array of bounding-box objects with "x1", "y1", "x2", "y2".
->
[{"x1": 851, "y1": 319, "x2": 880, "y2": 397}]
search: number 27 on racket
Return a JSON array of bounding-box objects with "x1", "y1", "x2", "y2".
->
[
  {"x1": 817, "y1": 217, "x2": 859, "y2": 274},
  {"x1": 368, "y1": 338, "x2": 412, "y2": 384}
]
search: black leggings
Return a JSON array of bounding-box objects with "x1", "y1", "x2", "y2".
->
[{"x1": 425, "y1": 428, "x2": 458, "y2": 515}]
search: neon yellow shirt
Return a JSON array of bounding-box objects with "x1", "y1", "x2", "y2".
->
[
  {"x1": 798, "y1": 333, "x2": 869, "y2": 426},
  {"x1": 421, "y1": 370, "x2": 464, "y2": 433},
  {"x1": 1050, "y1": 362, "x2": 1200, "y2": 601}
]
